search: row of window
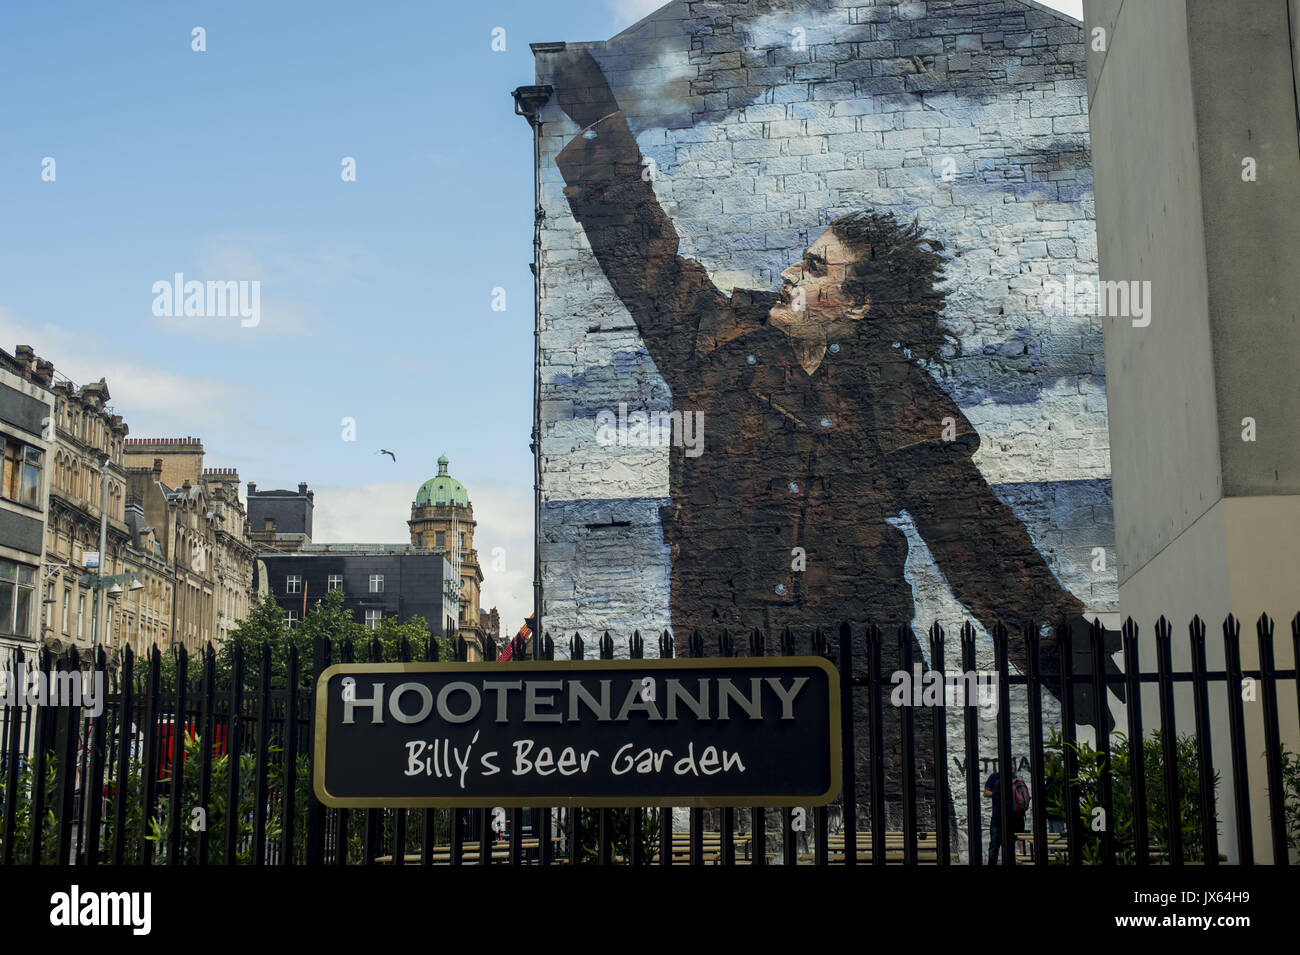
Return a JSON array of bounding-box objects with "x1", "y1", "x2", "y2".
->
[
  {"x1": 0, "y1": 436, "x2": 43, "y2": 508},
  {"x1": 284, "y1": 574, "x2": 382, "y2": 594},
  {"x1": 285, "y1": 608, "x2": 383, "y2": 631}
]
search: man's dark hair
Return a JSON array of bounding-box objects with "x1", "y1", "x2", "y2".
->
[{"x1": 829, "y1": 210, "x2": 961, "y2": 369}]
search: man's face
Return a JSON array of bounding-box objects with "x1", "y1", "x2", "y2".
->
[{"x1": 768, "y1": 226, "x2": 869, "y2": 341}]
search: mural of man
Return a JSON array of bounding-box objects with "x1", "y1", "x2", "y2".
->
[{"x1": 549, "y1": 49, "x2": 1121, "y2": 828}]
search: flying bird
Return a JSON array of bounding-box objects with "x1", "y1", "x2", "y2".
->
[{"x1": 377, "y1": 449, "x2": 396, "y2": 461}]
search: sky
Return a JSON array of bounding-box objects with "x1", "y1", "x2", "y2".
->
[{"x1": 0, "y1": 0, "x2": 1081, "y2": 637}]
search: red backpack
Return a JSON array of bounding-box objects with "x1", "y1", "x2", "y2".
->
[{"x1": 1011, "y1": 777, "x2": 1031, "y2": 813}]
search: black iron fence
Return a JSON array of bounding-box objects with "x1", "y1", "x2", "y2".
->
[{"x1": 1, "y1": 613, "x2": 1297, "y2": 865}]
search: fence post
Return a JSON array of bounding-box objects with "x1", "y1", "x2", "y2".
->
[
  {"x1": 1025, "y1": 624, "x2": 1048, "y2": 866},
  {"x1": 780, "y1": 627, "x2": 797, "y2": 867},
  {"x1": 750, "y1": 626, "x2": 769, "y2": 867},
  {"x1": 139, "y1": 646, "x2": 160, "y2": 866},
  {"x1": 1188, "y1": 616, "x2": 1217, "y2": 865},
  {"x1": 420, "y1": 634, "x2": 435, "y2": 867},
  {"x1": 1154, "y1": 616, "x2": 1182, "y2": 865},
  {"x1": 993, "y1": 623, "x2": 1014, "y2": 867},
  {"x1": 839, "y1": 622, "x2": 857, "y2": 867},
  {"x1": 1058, "y1": 618, "x2": 1081, "y2": 866},
  {"x1": 197, "y1": 644, "x2": 216, "y2": 866},
  {"x1": 1256, "y1": 613, "x2": 1289, "y2": 864},
  {"x1": 569, "y1": 632, "x2": 586, "y2": 867},
  {"x1": 539, "y1": 632, "x2": 555, "y2": 868},
  {"x1": 167, "y1": 646, "x2": 189, "y2": 865},
  {"x1": 929, "y1": 623, "x2": 951, "y2": 866},
  {"x1": 718, "y1": 629, "x2": 735, "y2": 867},
  {"x1": 510, "y1": 634, "x2": 525, "y2": 867},
  {"x1": 629, "y1": 630, "x2": 644, "y2": 866},
  {"x1": 392, "y1": 637, "x2": 408, "y2": 867},
  {"x1": 283, "y1": 643, "x2": 300, "y2": 865},
  {"x1": 1089, "y1": 618, "x2": 1114, "y2": 865},
  {"x1": 306, "y1": 635, "x2": 328, "y2": 865},
  {"x1": 867, "y1": 624, "x2": 886, "y2": 866},
  {"x1": 812, "y1": 627, "x2": 828, "y2": 866},
  {"x1": 658, "y1": 630, "x2": 672, "y2": 868},
  {"x1": 252, "y1": 642, "x2": 272, "y2": 866},
  {"x1": 1123, "y1": 619, "x2": 1150, "y2": 865},
  {"x1": 597, "y1": 631, "x2": 614, "y2": 866},
  {"x1": 111, "y1": 646, "x2": 134, "y2": 864},
  {"x1": 224, "y1": 642, "x2": 244, "y2": 866},
  {"x1": 332, "y1": 637, "x2": 352, "y2": 865},
  {"x1": 449, "y1": 635, "x2": 467, "y2": 867},
  {"x1": 54, "y1": 648, "x2": 81, "y2": 866},
  {"x1": 961, "y1": 623, "x2": 981, "y2": 866},
  {"x1": 2, "y1": 650, "x2": 24, "y2": 865},
  {"x1": 688, "y1": 630, "x2": 705, "y2": 867},
  {"x1": 82, "y1": 641, "x2": 109, "y2": 867},
  {"x1": 27, "y1": 649, "x2": 53, "y2": 865}
]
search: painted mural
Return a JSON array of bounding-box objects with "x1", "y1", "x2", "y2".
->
[{"x1": 534, "y1": 0, "x2": 1119, "y2": 837}]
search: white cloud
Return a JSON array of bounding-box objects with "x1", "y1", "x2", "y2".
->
[
  {"x1": 608, "y1": 0, "x2": 669, "y2": 31},
  {"x1": 0, "y1": 306, "x2": 279, "y2": 444},
  {"x1": 312, "y1": 478, "x2": 535, "y2": 641}
]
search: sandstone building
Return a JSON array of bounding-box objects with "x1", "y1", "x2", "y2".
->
[
  {"x1": 0, "y1": 346, "x2": 55, "y2": 654},
  {"x1": 408, "y1": 455, "x2": 486, "y2": 651},
  {"x1": 123, "y1": 438, "x2": 257, "y2": 651}
]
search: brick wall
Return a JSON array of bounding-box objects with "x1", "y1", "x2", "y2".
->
[{"x1": 534, "y1": 0, "x2": 1113, "y2": 650}]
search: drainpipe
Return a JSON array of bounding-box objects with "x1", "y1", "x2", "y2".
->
[{"x1": 513, "y1": 76, "x2": 553, "y2": 659}]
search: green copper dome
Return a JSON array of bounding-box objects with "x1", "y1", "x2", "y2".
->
[{"x1": 415, "y1": 454, "x2": 469, "y2": 507}]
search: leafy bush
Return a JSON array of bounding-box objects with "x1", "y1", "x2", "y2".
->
[{"x1": 1044, "y1": 728, "x2": 1218, "y2": 863}]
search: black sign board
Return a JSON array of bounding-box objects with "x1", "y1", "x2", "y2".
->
[{"x1": 313, "y1": 658, "x2": 841, "y2": 807}]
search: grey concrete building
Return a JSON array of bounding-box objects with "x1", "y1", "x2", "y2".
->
[
  {"x1": 1086, "y1": 0, "x2": 1300, "y2": 861},
  {"x1": 256, "y1": 544, "x2": 460, "y2": 644},
  {"x1": 247, "y1": 482, "x2": 314, "y2": 553}
]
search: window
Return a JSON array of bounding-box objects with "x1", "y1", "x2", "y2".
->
[
  {"x1": 327, "y1": 575, "x2": 343, "y2": 592},
  {"x1": 62, "y1": 590, "x2": 70, "y2": 634},
  {"x1": 0, "y1": 439, "x2": 40, "y2": 506},
  {"x1": 285, "y1": 574, "x2": 302, "y2": 594},
  {"x1": 369, "y1": 574, "x2": 384, "y2": 594},
  {"x1": 365, "y1": 610, "x2": 381, "y2": 630},
  {"x1": 77, "y1": 594, "x2": 86, "y2": 639},
  {"x1": 285, "y1": 611, "x2": 298, "y2": 631},
  {"x1": 435, "y1": 531, "x2": 445, "y2": 547},
  {"x1": 0, "y1": 561, "x2": 36, "y2": 638}
]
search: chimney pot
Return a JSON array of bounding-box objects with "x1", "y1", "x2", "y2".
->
[{"x1": 298, "y1": 482, "x2": 308, "y2": 496}]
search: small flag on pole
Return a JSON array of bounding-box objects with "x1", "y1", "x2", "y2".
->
[{"x1": 498, "y1": 623, "x2": 530, "y2": 662}]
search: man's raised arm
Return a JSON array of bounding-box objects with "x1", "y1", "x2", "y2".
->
[{"x1": 549, "y1": 49, "x2": 724, "y2": 387}]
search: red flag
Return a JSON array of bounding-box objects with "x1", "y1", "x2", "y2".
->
[{"x1": 498, "y1": 624, "x2": 529, "y2": 661}]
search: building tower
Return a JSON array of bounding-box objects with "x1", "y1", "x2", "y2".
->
[{"x1": 408, "y1": 455, "x2": 484, "y2": 653}]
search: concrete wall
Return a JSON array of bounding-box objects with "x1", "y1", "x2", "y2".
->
[{"x1": 1087, "y1": 0, "x2": 1300, "y2": 861}]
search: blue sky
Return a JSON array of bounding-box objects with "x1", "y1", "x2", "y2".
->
[{"x1": 0, "y1": 0, "x2": 1079, "y2": 633}]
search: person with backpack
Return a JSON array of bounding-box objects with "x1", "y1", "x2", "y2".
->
[{"x1": 984, "y1": 769, "x2": 1030, "y2": 864}]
